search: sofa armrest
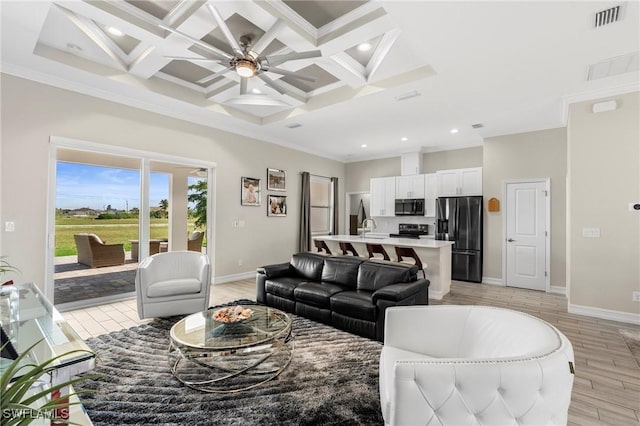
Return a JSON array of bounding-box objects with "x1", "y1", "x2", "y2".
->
[
  {"x1": 372, "y1": 279, "x2": 430, "y2": 303},
  {"x1": 257, "y1": 262, "x2": 291, "y2": 279}
]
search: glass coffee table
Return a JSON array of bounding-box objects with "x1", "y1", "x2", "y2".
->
[{"x1": 168, "y1": 305, "x2": 293, "y2": 393}]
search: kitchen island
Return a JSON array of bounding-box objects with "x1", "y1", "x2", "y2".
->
[{"x1": 313, "y1": 235, "x2": 454, "y2": 299}]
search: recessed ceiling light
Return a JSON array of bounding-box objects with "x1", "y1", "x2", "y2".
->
[
  {"x1": 450, "y1": 129, "x2": 459, "y2": 134},
  {"x1": 401, "y1": 137, "x2": 408, "y2": 142},
  {"x1": 357, "y1": 42, "x2": 372, "y2": 52},
  {"x1": 251, "y1": 88, "x2": 262, "y2": 94},
  {"x1": 361, "y1": 144, "x2": 367, "y2": 148},
  {"x1": 107, "y1": 26, "x2": 124, "y2": 36}
]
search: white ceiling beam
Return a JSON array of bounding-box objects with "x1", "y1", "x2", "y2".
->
[
  {"x1": 365, "y1": 29, "x2": 401, "y2": 82},
  {"x1": 57, "y1": 5, "x2": 128, "y2": 71}
]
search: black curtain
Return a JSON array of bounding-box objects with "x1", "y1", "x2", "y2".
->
[
  {"x1": 299, "y1": 172, "x2": 311, "y2": 252},
  {"x1": 331, "y1": 177, "x2": 338, "y2": 235}
]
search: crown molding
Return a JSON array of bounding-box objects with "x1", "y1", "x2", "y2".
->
[{"x1": 561, "y1": 82, "x2": 640, "y2": 125}]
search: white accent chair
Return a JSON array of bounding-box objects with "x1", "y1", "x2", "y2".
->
[
  {"x1": 380, "y1": 305, "x2": 575, "y2": 426},
  {"x1": 135, "y1": 251, "x2": 211, "y2": 319}
]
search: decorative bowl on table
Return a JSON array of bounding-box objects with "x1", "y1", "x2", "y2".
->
[{"x1": 213, "y1": 306, "x2": 253, "y2": 323}]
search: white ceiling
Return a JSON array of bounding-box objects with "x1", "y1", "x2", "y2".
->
[{"x1": 1, "y1": 1, "x2": 639, "y2": 162}]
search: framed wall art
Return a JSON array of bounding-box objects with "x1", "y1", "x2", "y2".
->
[
  {"x1": 241, "y1": 177, "x2": 261, "y2": 206},
  {"x1": 267, "y1": 168, "x2": 286, "y2": 191},
  {"x1": 268, "y1": 195, "x2": 287, "y2": 217}
]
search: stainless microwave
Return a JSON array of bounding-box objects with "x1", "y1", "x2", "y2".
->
[{"x1": 394, "y1": 199, "x2": 425, "y2": 216}]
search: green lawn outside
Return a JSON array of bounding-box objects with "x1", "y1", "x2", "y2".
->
[{"x1": 55, "y1": 217, "x2": 201, "y2": 256}]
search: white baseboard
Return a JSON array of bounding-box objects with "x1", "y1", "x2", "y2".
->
[
  {"x1": 549, "y1": 286, "x2": 567, "y2": 296},
  {"x1": 213, "y1": 271, "x2": 256, "y2": 285},
  {"x1": 568, "y1": 303, "x2": 640, "y2": 325},
  {"x1": 482, "y1": 277, "x2": 504, "y2": 286}
]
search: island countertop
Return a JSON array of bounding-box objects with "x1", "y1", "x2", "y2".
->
[
  {"x1": 313, "y1": 234, "x2": 454, "y2": 249},
  {"x1": 313, "y1": 234, "x2": 454, "y2": 300}
]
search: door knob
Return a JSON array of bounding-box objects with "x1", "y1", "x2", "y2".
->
[{"x1": 507, "y1": 238, "x2": 515, "y2": 242}]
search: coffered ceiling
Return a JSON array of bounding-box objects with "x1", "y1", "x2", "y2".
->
[{"x1": 1, "y1": 1, "x2": 639, "y2": 161}]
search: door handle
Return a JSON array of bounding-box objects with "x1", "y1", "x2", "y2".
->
[{"x1": 507, "y1": 238, "x2": 515, "y2": 242}]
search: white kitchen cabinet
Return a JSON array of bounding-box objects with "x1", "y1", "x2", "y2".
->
[
  {"x1": 370, "y1": 177, "x2": 396, "y2": 217},
  {"x1": 396, "y1": 175, "x2": 425, "y2": 199},
  {"x1": 436, "y1": 167, "x2": 483, "y2": 196},
  {"x1": 424, "y1": 173, "x2": 437, "y2": 217},
  {"x1": 400, "y1": 152, "x2": 423, "y2": 175}
]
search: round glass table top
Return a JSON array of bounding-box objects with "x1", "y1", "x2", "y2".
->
[{"x1": 170, "y1": 305, "x2": 291, "y2": 350}]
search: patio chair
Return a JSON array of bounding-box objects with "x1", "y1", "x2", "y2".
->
[
  {"x1": 187, "y1": 231, "x2": 204, "y2": 252},
  {"x1": 74, "y1": 233, "x2": 125, "y2": 268},
  {"x1": 135, "y1": 251, "x2": 211, "y2": 319}
]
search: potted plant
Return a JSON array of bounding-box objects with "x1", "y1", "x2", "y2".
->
[
  {"x1": 0, "y1": 256, "x2": 19, "y2": 286},
  {"x1": 1, "y1": 340, "x2": 94, "y2": 425}
]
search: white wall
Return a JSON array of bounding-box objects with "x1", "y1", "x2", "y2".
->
[
  {"x1": 483, "y1": 127, "x2": 567, "y2": 286},
  {"x1": 423, "y1": 147, "x2": 483, "y2": 173},
  {"x1": 567, "y1": 91, "x2": 640, "y2": 318},
  {"x1": 0, "y1": 74, "x2": 345, "y2": 288}
]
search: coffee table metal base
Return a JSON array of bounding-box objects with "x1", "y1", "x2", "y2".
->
[{"x1": 168, "y1": 335, "x2": 293, "y2": 393}]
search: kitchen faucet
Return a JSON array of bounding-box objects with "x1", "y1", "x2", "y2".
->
[{"x1": 362, "y1": 218, "x2": 377, "y2": 238}]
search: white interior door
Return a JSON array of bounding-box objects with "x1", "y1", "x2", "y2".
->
[{"x1": 505, "y1": 181, "x2": 548, "y2": 291}]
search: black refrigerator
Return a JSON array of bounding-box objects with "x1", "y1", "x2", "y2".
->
[{"x1": 435, "y1": 196, "x2": 483, "y2": 283}]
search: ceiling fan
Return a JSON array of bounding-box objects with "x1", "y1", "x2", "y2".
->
[{"x1": 160, "y1": 3, "x2": 322, "y2": 97}]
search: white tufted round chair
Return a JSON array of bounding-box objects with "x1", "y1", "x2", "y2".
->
[
  {"x1": 135, "y1": 251, "x2": 211, "y2": 319},
  {"x1": 379, "y1": 305, "x2": 575, "y2": 425}
]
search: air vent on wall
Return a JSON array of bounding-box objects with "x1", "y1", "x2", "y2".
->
[
  {"x1": 594, "y1": 5, "x2": 623, "y2": 28},
  {"x1": 394, "y1": 90, "x2": 421, "y2": 101}
]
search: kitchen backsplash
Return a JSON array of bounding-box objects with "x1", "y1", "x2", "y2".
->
[{"x1": 367, "y1": 216, "x2": 436, "y2": 235}]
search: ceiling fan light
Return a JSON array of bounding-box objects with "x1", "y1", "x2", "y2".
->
[{"x1": 236, "y1": 60, "x2": 256, "y2": 78}]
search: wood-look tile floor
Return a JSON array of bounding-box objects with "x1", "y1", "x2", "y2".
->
[{"x1": 63, "y1": 279, "x2": 640, "y2": 425}]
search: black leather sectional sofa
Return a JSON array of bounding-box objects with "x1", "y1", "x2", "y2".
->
[{"x1": 256, "y1": 252, "x2": 429, "y2": 341}]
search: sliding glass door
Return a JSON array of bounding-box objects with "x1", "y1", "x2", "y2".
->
[{"x1": 48, "y1": 140, "x2": 215, "y2": 310}]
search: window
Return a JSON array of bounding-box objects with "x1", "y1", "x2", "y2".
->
[{"x1": 310, "y1": 175, "x2": 334, "y2": 235}]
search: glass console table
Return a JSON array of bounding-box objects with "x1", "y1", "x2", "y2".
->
[{"x1": 0, "y1": 282, "x2": 95, "y2": 425}]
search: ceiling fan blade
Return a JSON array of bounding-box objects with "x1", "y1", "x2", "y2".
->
[
  {"x1": 159, "y1": 24, "x2": 232, "y2": 61},
  {"x1": 265, "y1": 50, "x2": 322, "y2": 67},
  {"x1": 206, "y1": 4, "x2": 243, "y2": 56},
  {"x1": 249, "y1": 19, "x2": 285, "y2": 57},
  {"x1": 257, "y1": 73, "x2": 287, "y2": 95},
  {"x1": 266, "y1": 67, "x2": 317, "y2": 82},
  {"x1": 197, "y1": 66, "x2": 234, "y2": 84},
  {"x1": 239, "y1": 77, "x2": 248, "y2": 95}
]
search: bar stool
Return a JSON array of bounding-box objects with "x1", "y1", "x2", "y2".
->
[
  {"x1": 395, "y1": 246, "x2": 427, "y2": 278},
  {"x1": 339, "y1": 242, "x2": 359, "y2": 257},
  {"x1": 314, "y1": 240, "x2": 332, "y2": 255},
  {"x1": 366, "y1": 243, "x2": 390, "y2": 261}
]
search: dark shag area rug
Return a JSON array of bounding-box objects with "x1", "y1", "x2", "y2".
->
[{"x1": 76, "y1": 301, "x2": 384, "y2": 425}]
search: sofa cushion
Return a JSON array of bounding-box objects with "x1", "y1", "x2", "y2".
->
[
  {"x1": 357, "y1": 261, "x2": 418, "y2": 292},
  {"x1": 294, "y1": 282, "x2": 348, "y2": 308},
  {"x1": 147, "y1": 278, "x2": 201, "y2": 298},
  {"x1": 331, "y1": 290, "x2": 376, "y2": 321},
  {"x1": 321, "y1": 256, "x2": 363, "y2": 288},
  {"x1": 265, "y1": 277, "x2": 307, "y2": 299},
  {"x1": 290, "y1": 252, "x2": 325, "y2": 281}
]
